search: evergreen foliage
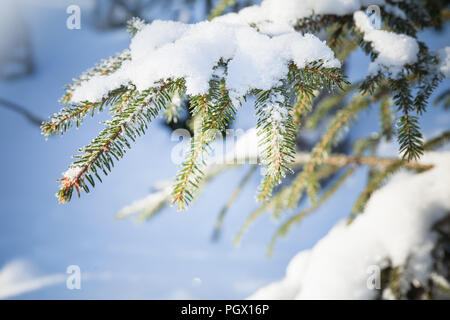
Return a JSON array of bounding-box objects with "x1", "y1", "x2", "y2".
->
[{"x1": 42, "y1": 0, "x2": 449, "y2": 256}]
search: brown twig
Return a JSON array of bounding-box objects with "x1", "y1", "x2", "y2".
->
[{"x1": 292, "y1": 153, "x2": 434, "y2": 170}]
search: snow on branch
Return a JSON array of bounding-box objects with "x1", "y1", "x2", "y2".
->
[
  {"x1": 353, "y1": 10, "x2": 419, "y2": 75},
  {"x1": 249, "y1": 152, "x2": 450, "y2": 299},
  {"x1": 44, "y1": 0, "x2": 354, "y2": 205},
  {"x1": 69, "y1": 20, "x2": 340, "y2": 103},
  {"x1": 42, "y1": 0, "x2": 447, "y2": 209}
]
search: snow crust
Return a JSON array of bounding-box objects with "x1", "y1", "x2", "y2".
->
[{"x1": 249, "y1": 152, "x2": 450, "y2": 299}]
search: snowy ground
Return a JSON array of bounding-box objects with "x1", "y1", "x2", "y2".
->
[{"x1": 0, "y1": 0, "x2": 448, "y2": 299}]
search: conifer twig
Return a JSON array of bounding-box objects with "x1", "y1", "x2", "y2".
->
[
  {"x1": 212, "y1": 165, "x2": 257, "y2": 241},
  {"x1": 57, "y1": 80, "x2": 183, "y2": 203},
  {"x1": 42, "y1": 86, "x2": 129, "y2": 137},
  {"x1": 172, "y1": 73, "x2": 236, "y2": 210},
  {"x1": 292, "y1": 153, "x2": 433, "y2": 171},
  {"x1": 268, "y1": 166, "x2": 356, "y2": 256},
  {"x1": 287, "y1": 94, "x2": 370, "y2": 208}
]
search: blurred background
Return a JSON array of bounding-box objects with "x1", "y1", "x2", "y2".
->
[{"x1": 0, "y1": 0, "x2": 448, "y2": 299}]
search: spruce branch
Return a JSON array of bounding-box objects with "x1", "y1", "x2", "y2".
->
[
  {"x1": 287, "y1": 94, "x2": 370, "y2": 208},
  {"x1": 126, "y1": 17, "x2": 147, "y2": 37},
  {"x1": 212, "y1": 165, "x2": 257, "y2": 241},
  {"x1": 392, "y1": 77, "x2": 424, "y2": 161},
  {"x1": 357, "y1": 40, "x2": 441, "y2": 162},
  {"x1": 41, "y1": 86, "x2": 129, "y2": 137},
  {"x1": 424, "y1": 130, "x2": 450, "y2": 151},
  {"x1": 61, "y1": 50, "x2": 131, "y2": 105},
  {"x1": 302, "y1": 64, "x2": 349, "y2": 91},
  {"x1": 255, "y1": 87, "x2": 296, "y2": 201},
  {"x1": 414, "y1": 72, "x2": 443, "y2": 115},
  {"x1": 353, "y1": 134, "x2": 380, "y2": 158},
  {"x1": 397, "y1": 113, "x2": 424, "y2": 161},
  {"x1": 348, "y1": 161, "x2": 403, "y2": 223},
  {"x1": 268, "y1": 166, "x2": 356, "y2": 256},
  {"x1": 381, "y1": 7, "x2": 416, "y2": 36},
  {"x1": 171, "y1": 103, "x2": 209, "y2": 210},
  {"x1": 234, "y1": 152, "x2": 432, "y2": 246},
  {"x1": 42, "y1": 49, "x2": 133, "y2": 138},
  {"x1": 397, "y1": 0, "x2": 444, "y2": 30},
  {"x1": 379, "y1": 95, "x2": 394, "y2": 141},
  {"x1": 232, "y1": 165, "x2": 340, "y2": 245},
  {"x1": 172, "y1": 72, "x2": 236, "y2": 210},
  {"x1": 234, "y1": 202, "x2": 267, "y2": 247},
  {"x1": 116, "y1": 161, "x2": 240, "y2": 222},
  {"x1": 412, "y1": 43, "x2": 443, "y2": 115},
  {"x1": 209, "y1": 0, "x2": 236, "y2": 20},
  {"x1": 57, "y1": 80, "x2": 183, "y2": 203},
  {"x1": 292, "y1": 153, "x2": 433, "y2": 171},
  {"x1": 232, "y1": 166, "x2": 332, "y2": 246},
  {"x1": 162, "y1": 91, "x2": 184, "y2": 124},
  {"x1": 43, "y1": 0, "x2": 447, "y2": 242},
  {"x1": 287, "y1": 61, "x2": 351, "y2": 130},
  {"x1": 291, "y1": 82, "x2": 313, "y2": 129},
  {"x1": 294, "y1": 14, "x2": 353, "y2": 35},
  {"x1": 268, "y1": 62, "x2": 350, "y2": 204},
  {"x1": 305, "y1": 83, "x2": 360, "y2": 130},
  {"x1": 434, "y1": 89, "x2": 450, "y2": 109}
]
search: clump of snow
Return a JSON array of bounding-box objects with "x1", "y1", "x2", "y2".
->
[
  {"x1": 70, "y1": 0, "x2": 412, "y2": 103},
  {"x1": 437, "y1": 47, "x2": 450, "y2": 78},
  {"x1": 129, "y1": 20, "x2": 189, "y2": 61},
  {"x1": 264, "y1": 104, "x2": 288, "y2": 124},
  {"x1": 68, "y1": 0, "x2": 417, "y2": 103},
  {"x1": 353, "y1": 10, "x2": 419, "y2": 75},
  {"x1": 62, "y1": 166, "x2": 83, "y2": 181},
  {"x1": 70, "y1": 16, "x2": 340, "y2": 103},
  {"x1": 249, "y1": 152, "x2": 450, "y2": 299}
]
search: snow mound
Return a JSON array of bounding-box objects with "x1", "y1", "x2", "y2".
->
[{"x1": 249, "y1": 152, "x2": 450, "y2": 299}]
